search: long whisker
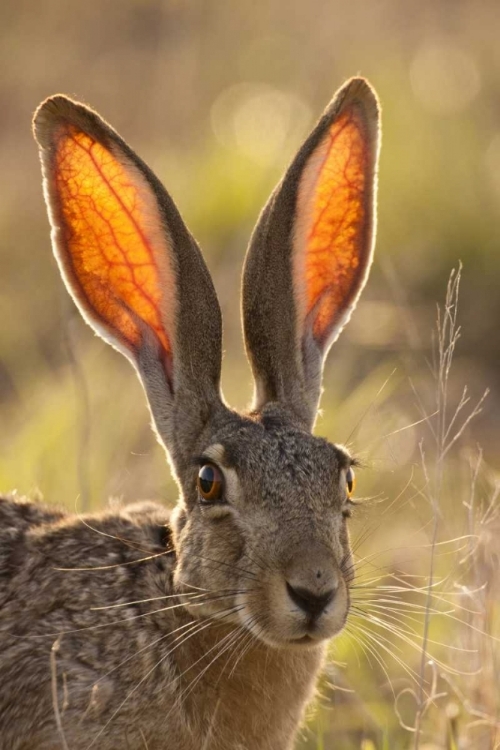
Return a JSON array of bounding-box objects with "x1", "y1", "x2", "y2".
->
[
  {"x1": 228, "y1": 626, "x2": 259, "y2": 679},
  {"x1": 89, "y1": 584, "x2": 255, "y2": 612},
  {"x1": 90, "y1": 591, "x2": 205, "y2": 610},
  {"x1": 240, "y1": 542, "x2": 272, "y2": 575},
  {"x1": 351, "y1": 580, "x2": 492, "y2": 620},
  {"x1": 13, "y1": 592, "x2": 242, "y2": 640},
  {"x1": 53, "y1": 547, "x2": 174, "y2": 572},
  {"x1": 85, "y1": 605, "x2": 244, "y2": 749},
  {"x1": 169, "y1": 621, "x2": 247, "y2": 713},
  {"x1": 343, "y1": 623, "x2": 398, "y2": 698},
  {"x1": 90, "y1": 588, "x2": 257, "y2": 694},
  {"x1": 349, "y1": 620, "x2": 424, "y2": 688},
  {"x1": 350, "y1": 605, "x2": 476, "y2": 657},
  {"x1": 71, "y1": 511, "x2": 173, "y2": 557},
  {"x1": 186, "y1": 552, "x2": 259, "y2": 582},
  {"x1": 89, "y1": 619, "x2": 204, "y2": 692}
]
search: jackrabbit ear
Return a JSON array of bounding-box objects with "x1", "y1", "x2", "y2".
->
[
  {"x1": 242, "y1": 78, "x2": 380, "y2": 429},
  {"x1": 33, "y1": 96, "x2": 223, "y2": 458}
]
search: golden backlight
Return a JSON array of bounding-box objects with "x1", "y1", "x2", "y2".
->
[
  {"x1": 299, "y1": 110, "x2": 370, "y2": 344},
  {"x1": 53, "y1": 125, "x2": 172, "y2": 355}
]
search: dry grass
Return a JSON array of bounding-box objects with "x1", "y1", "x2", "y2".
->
[{"x1": 299, "y1": 268, "x2": 499, "y2": 749}]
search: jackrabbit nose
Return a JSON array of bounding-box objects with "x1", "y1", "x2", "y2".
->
[{"x1": 286, "y1": 581, "x2": 336, "y2": 618}]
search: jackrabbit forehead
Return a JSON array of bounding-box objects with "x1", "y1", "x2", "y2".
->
[{"x1": 201, "y1": 411, "x2": 351, "y2": 507}]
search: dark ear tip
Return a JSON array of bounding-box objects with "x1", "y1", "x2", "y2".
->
[
  {"x1": 331, "y1": 77, "x2": 380, "y2": 124},
  {"x1": 32, "y1": 95, "x2": 103, "y2": 150},
  {"x1": 33, "y1": 95, "x2": 75, "y2": 147}
]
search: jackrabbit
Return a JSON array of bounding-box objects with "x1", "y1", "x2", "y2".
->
[{"x1": 0, "y1": 77, "x2": 380, "y2": 749}]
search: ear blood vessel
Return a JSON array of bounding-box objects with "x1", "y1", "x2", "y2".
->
[{"x1": 0, "y1": 77, "x2": 380, "y2": 749}]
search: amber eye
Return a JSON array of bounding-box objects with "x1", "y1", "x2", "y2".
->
[
  {"x1": 197, "y1": 463, "x2": 224, "y2": 503},
  {"x1": 346, "y1": 466, "x2": 356, "y2": 498}
]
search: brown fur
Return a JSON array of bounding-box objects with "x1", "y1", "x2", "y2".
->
[{"x1": 0, "y1": 77, "x2": 380, "y2": 748}]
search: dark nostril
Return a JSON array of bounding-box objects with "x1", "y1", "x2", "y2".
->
[{"x1": 286, "y1": 581, "x2": 336, "y2": 618}]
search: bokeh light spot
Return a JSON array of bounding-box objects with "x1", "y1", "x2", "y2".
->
[
  {"x1": 211, "y1": 83, "x2": 311, "y2": 165},
  {"x1": 410, "y1": 38, "x2": 481, "y2": 115}
]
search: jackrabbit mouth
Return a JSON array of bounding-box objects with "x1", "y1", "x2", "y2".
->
[{"x1": 229, "y1": 575, "x2": 351, "y2": 649}]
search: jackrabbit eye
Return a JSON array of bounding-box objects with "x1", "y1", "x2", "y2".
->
[
  {"x1": 346, "y1": 467, "x2": 356, "y2": 498},
  {"x1": 197, "y1": 464, "x2": 224, "y2": 503}
]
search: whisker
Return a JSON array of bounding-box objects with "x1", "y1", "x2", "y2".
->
[
  {"x1": 228, "y1": 627, "x2": 258, "y2": 678},
  {"x1": 85, "y1": 605, "x2": 244, "y2": 749},
  {"x1": 351, "y1": 605, "x2": 476, "y2": 656},
  {"x1": 90, "y1": 591, "x2": 204, "y2": 610},
  {"x1": 71, "y1": 511, "x2": 172, "y2": 558},
  {"x1": 170, "y1": 621, "x2": 248, "y2": 711},
  {"x1": 343, "y1": 623, "x2": 398, "y2": 698},
  {"x1": 53, "y1": 547, "x2": 174, "y2": 572},
  {"x1": 90, "y1": 619, "x2": 204, "y2": 689},
  {"x1": 186, "y1": 552, "x2": 259, "y2": 582},
  {"x1": 350, "y1": 620, "x2": 424, "y2": 688},
  {"x1": 13, "y1": 592, "x2": 242, "y2": 640},
  {"x1": 240, "y1": 542, "x2": 272, "y2": 575},
  {"x1": 350, "y1": 582, "x2": 491, "y2": 619}
]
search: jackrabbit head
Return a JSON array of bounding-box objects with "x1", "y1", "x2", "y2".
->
[{"x1": 34, "y1": 77, "x2": 380, "y2": 650}]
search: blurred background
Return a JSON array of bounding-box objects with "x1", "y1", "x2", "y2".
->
[{"x1": 1, "y1": 1, "x2": 499, "y2": 747}]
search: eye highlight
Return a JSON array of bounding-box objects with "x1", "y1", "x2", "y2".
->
[
  {"x1": 197, "y1": 463, "x2": 224, "y2": 503},
  {"x1": 346, "y1": 466, "x2": 356, "y2": 498}
]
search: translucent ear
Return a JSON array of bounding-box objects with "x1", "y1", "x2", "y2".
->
[
  {"x1": 293, "y1": 89, "x2": 378, "y2": 352},
  {"x1": 242, "y1": 78, "x2": 380, "y2": 428},
  {"x1": 34, "y1": 96, "x2": 178, "y2": 386},
  {"x1": 34, "y1": 96, "x2": 223, "y2": 454}
]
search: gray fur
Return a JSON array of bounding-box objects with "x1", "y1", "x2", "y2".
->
[{"x1": 0, "y1": 77, "x2": 380, "y2": 749}]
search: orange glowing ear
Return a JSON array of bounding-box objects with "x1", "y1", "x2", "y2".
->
[
  {"x1": 293, "y1": 83, "x2": 378, "y2": 351},
  {"x1": 33, "y1": 96, "x2": 177, "y2": 383},
  {"x1": 242, "y1": 78, "x2": 379, "y2": 427},
  {"x1": 34, "y1": 95, "x2": 223, "y2": 452}
]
